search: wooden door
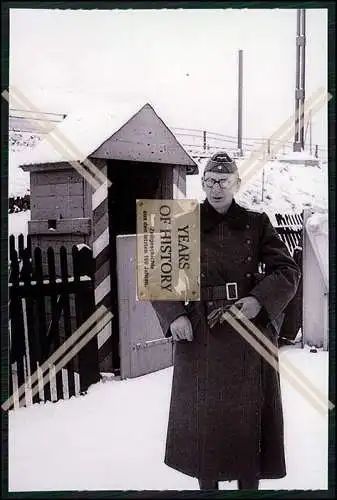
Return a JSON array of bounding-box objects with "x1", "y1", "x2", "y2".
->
[{"x1": 116, "y1": 235, "x2": 174, "y2": 379}]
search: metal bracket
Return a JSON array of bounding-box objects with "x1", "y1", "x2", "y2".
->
[
  {"x1": 295, "y1": 89, "x2": 305, "y2": 100},
  {"x1": 296, "y1": 35, "x2": 306, "y2": 47}
]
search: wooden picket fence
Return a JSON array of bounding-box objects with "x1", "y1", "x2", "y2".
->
[
  {"x1": 9, "y1": 234, "x2": 100, "y2": 409},
  {"x1": 273, "y1": 213, "x2": 303, "y2": 343},
  {"x1": 274, "y1": 212, "x2": 303, "y2": 255}
]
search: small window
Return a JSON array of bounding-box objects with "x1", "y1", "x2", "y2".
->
[{"x1": 48, "y1": 219, "x2": 57, "y2": 230}]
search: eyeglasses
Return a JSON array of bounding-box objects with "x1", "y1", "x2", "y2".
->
[{"x1": 203, "y1": 177, "x2": 236, "y2": 189}]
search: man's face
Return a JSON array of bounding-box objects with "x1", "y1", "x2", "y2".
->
[{"x1": 202, "y1": 171, "x2": 241, "y2": 212}]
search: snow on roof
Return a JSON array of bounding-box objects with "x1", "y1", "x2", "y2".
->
[{"x1": 18, "y1": 100, "x2": 160, "y2": 167}]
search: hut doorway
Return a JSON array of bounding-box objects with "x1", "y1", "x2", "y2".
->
[{"x1": 106, "y1": 160, "x2": 172, "y2": 374}]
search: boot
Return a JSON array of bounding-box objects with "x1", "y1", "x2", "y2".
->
[
  {"x1": 198, "y1": 478, "x2": 219, "y2": 490},
  {"x1": 238, "y1": 477, "x2": 259, "y2": 490}
]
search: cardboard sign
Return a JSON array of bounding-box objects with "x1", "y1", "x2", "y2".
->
[{"x1": 136, "y1": 199, "x2": 200, "y2": 301}]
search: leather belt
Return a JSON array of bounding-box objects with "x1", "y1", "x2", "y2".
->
[
  {"x1": 201, "y1": 282, "x2": 240, "y2": 301},
  {"x1": 200, "y1": 274, "x2": 258, "y2": 302}
]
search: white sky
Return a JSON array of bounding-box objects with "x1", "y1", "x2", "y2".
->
[{"x1": 9, "y1": 8, "x2": 328, "y2": 148}]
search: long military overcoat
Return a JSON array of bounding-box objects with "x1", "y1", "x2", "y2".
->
[{"x1": 151, "y1": 199, "x2": 301, "y2": 481}]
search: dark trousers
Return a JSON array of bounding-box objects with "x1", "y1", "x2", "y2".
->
[
  {"x1": 238, "y1": 477, "x2": 259, "y2": 490},
  {"x1": 198, "y1": 478, "x2": 259, "y2": 490},
  {"x1": 198, "y1": 479, "x2": 218, "y2": 490}
]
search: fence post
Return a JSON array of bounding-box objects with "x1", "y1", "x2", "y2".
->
[
  {"x1": 203, "y1": 131, "x2": 207, "y2": 152},
  {"x1": 73, "y1": 246, "x2": 100, "y2": 393},
  {"x1": 60, "y1": 246, "x2": 76, "y2": 398},
  {"x1": 47, "y1": 247, "x2": 63, "y2": 401},
  {"x1": 33, "y1": 246, "x2": 50, "y2": 402},
  {"x1": 9, "y1": 235, "x2": 15, "y2": 261},
  {"x1": 9, "y1": 248, "x2": 26, "y2": 405},
  {"x1": 315, "y1": 144, "x2": 318, "y2": 158},
  {"x1": 18, "y1": 234, "x2": 24, "y2": 260},
  {"x1": 21, "y1": 247, "x2": 41, "y2": 404}
]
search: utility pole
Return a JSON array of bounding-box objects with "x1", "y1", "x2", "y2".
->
[
  {"x1": 299, "y1": 9, "x2": 306, "y2": 151},
  {"x1": 237, "y1": 49, "x2": 243, "y2": 157},
  {"x1": 293, "y1": 9, "x2": 306, "y2": 152}
]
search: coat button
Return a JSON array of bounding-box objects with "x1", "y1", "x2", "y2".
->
[
  {"x1": 245, "y1": 224, "x2": 250, "y2": 229},
  {"x1": 247, "y1": 256, "x2": 252, "y2": 262},
  {"x1": 246, "y1": 272, "x2": 252, "y2": 278},
  {"x1": 208, "y1": 301, "x2": 214, "y2": 306},
  {"x1": 201, "y1": 272, "x2": 206, "y2": 278},
  {"x1": 246, "y1": 238, "x2": 252, "y2": 244}
]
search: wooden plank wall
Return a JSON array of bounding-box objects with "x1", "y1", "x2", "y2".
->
[
  {"x1": 28, "y1": 160, "x2": 108, "y2": 275},
  {"x1": 29, "y1": 235, "x2": 87, "y2": 278},
  {"x1": 30, "y1": 169, "x2": 85, "y2": 220}
]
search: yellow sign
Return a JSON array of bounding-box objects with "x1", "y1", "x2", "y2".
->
[{"x1": 136, "y1": 199, "x2": 200, "y2": 301}]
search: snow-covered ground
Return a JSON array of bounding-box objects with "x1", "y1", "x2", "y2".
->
[{"x1": 8, "y1": 344, "x2": 329, "y2": 492}]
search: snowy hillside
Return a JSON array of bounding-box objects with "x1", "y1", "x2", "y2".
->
[
  {"x1": 186, "y1": 155, "x2": 328, "y2": 221},
  {"x1": 8, "y1": 130, "x2": 328, "y2": 239},
  {"x1": 236, "y1": 160, "x2": 328, "y2": 217},
  {"x1": 9, "y1": 132, "x2": 42, "y2": 198}
]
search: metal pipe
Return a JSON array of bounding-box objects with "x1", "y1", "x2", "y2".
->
[
  {"x1": 300, "y1": 9, "x2": 306, "y2": 150},
  {"x1": 238, "y1": 50, "x2": 243, "y2": 156},
  {"x1": 309, "y1": 110, "x2": 312, "y2": 155},
  {"x1": 294, "y1": 10, "x2": 301, "y2": 148}
]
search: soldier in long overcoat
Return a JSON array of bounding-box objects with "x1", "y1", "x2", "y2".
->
[{"x1": 151, "y1": 151, "x2": 301, "y2": 490}]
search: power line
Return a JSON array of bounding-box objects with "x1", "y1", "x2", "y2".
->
[
  {"x1": 10, "y1": 115, "x2": 63, "y2": 122},
  {"x1": 9, "y1": 108, "x2": 67, "y2": 118},
  {"x1": 8, "y1": 114, "x2": 327, "y2": 154}
]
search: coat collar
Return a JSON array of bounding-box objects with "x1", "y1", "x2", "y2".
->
[{"x1": 200, "y1": 198, "x2": 250, "y2": 232}]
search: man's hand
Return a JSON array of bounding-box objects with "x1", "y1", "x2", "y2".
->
[
  {"x1": 170, "y1": 315, "x2": 193, "y2": 342},
  {"x1": 233, "y1": 296, "x2": 262, "y2": 319}
]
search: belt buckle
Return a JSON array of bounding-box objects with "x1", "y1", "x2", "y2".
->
[{"x1": 226, "y1": 282, "x2": 238, "y2": 300}]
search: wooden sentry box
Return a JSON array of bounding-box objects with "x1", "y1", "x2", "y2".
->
[
  {"x1": 19, "y1": 102, "x2": 199, "y2": 376},
  {"x1": 20, "y1": 104, "x2": 197, "y2": 273}
]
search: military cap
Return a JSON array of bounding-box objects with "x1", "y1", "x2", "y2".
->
[{"x1": 204, "y1": 151, "x2": 238, "y2": 174}]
